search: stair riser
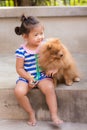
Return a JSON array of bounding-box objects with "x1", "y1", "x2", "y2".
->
[{"x1": 0, "y1": 89, "x2": 87, "y2": 123}]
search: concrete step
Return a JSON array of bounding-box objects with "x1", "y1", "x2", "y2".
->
[
  {"x1": 0, "y1": 53, "x2": 87, "y2": 123},
  {"x1": 0, "y1": 85, "x2": 87, "y2": 123},
  {"x1": 0, "y1": 120, "x2": 87, "y2": 130}
]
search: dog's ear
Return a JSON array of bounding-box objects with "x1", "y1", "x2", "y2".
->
[
  {"x1": 53, "y1": 39, "x2": 60, "y2": 44},
  {"x1": 47, "y1": 44, "x2": 52, "y2": 50}
]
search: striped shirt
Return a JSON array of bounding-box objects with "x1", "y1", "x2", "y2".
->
[{"x1": 15, "y1": 42, "x2": 51, "y2": 83}]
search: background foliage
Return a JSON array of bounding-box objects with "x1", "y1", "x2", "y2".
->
[{"x1": 0, "y1": 0, "x2": 87, "y2": 6}]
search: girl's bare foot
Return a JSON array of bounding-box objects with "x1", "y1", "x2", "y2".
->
[
  {"x1": 27, "y1": 112, "x2": 37, "y2": 126},
  {"x1": 52, "y1": 115, "x2": 63, "y2": 126}
]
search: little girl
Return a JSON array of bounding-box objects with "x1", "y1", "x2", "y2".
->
[{"x1": 14, "y1": 15, "x2": 63, "y2": 126}]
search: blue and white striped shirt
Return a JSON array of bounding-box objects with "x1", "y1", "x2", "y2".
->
[{"x1": 15, "y1": 43, "x2": 51, "y2": 83}]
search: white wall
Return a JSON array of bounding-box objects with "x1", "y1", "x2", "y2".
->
[{"x1": 0, "y1": 7, "x2": 87, "y2": 54}]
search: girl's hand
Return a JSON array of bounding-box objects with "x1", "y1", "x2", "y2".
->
[
  {"x1": 29, "y1": 81, "x2": 36, "y2": 88},
  {"x1": 28, "y1": 75, "x2": 38, "y2": 88},
  {"x1": 29, "y1": 80, "x2": 38, "y2": 88},
  {"x1": 28, "y1": 75, "x2": 36, "y2": 88}
]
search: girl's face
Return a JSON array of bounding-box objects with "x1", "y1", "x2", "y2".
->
[{"x1": 24, "y1": 25, "x2": 44, "y2": 47}]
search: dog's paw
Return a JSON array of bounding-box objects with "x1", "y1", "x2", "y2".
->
[
  {"x1": 65, "y1": 80, "x2": 73, "y2": 86},
  {"x1": 74, "y1": 77, "x2": 80, "y2": 82}
]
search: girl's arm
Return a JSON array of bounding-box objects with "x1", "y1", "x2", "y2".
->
[{"x1": 16, "y1": 57, "x2": 34, "y2": 82}]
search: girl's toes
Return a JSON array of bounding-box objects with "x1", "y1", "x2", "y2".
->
[
  {"x1": 27, "y1": 121, "x2": 37, "y2": 126},
  {"x1": 52, "y1": 117, "x2": 63, "y2": 127},
  {"x1": 27, "y1": 121, "x2": 32, "y2": 125}
]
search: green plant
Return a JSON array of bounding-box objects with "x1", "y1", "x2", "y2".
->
[{"x1": 0, "y1": 0, "x2": 14, "y2": 6}]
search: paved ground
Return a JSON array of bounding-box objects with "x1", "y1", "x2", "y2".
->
[{"x1": 0, "y1": 120, "x2": 87, "y2": 130}]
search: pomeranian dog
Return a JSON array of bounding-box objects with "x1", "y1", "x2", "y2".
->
[{"x1": 38, "y1": 38, "x2": 80, "y2": 86}]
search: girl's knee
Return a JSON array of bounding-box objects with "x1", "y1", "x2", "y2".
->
[
  {"x1": 14, "y1": 87, "x2": 22, "y2": 98},
  {"x1": 46, "y1": 84, "x2": 55, "y2": 92},
  {"x1": 14, "y1": 85, "x2": 28, "y2": 98},
  {"x1": 40, "y1": 83, "x2": 55, "y2": 95},
  {"x1": 46, "y1": 80, "x2": 54, "y2": 90}
]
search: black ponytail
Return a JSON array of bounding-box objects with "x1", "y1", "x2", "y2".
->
[
  {"x1": 15, "y1": 27, "x2": 22, "y2": 35},
  {"x1": 21, "y1": 15, "x2": 27, "y2": 22}
]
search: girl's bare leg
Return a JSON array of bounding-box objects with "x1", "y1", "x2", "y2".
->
[
  {"x1": 14, "y1": 81, "x2": 36, "y2": 126},
  {"x1": 38, "y1": 79, "x2": 63, "y2": 125}
]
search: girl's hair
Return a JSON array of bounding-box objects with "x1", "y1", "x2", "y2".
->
[{"x1": 15, "y1": 15, "x2": 40, "y2": 35}]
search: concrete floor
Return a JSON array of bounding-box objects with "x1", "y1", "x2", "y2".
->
[{"x1": 0, "y1": 120, "x2": 87, "y2": 130}]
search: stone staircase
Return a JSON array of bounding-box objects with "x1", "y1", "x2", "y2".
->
[{"x1": 0, "y1": 53, "x2": 87, "y2": 123}]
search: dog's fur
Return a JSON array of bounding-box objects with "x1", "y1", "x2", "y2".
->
[{"x1": 38, "y1": 38, "x2": 80, "y2": 86}]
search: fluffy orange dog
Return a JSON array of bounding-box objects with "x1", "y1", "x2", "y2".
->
[{"x1": 39, "y1": 38, "x2": 80, "y2": 86}]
